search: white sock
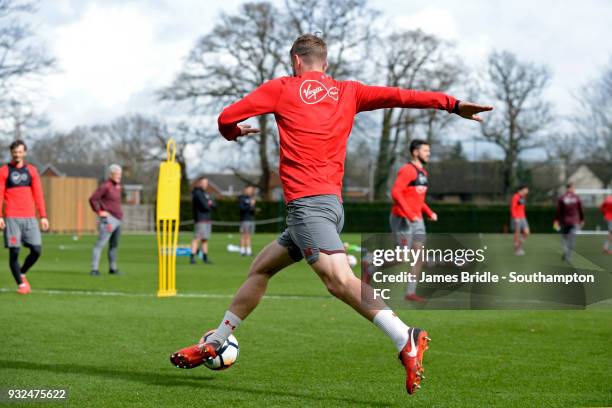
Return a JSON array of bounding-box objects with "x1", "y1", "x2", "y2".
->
[
  {"x1": 246, "y1": 246, "x2": 252, "y2": 255},
  {"x1": 405, "y1": 273, "x2": 417, "y2": 296},
  {"x1": 206, "y1": 311, "x2": 242, "y2": 347},
  {"x1": 373, "y1": 309, "x2": 409, "y2": 351},
  {"x1": 240, "y1": 246, "x2": 245, "y2": 255}
]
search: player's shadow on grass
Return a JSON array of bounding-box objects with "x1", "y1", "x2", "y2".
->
[{"x1": 0, "y1": 359, "x2": 392, "y2": 407}]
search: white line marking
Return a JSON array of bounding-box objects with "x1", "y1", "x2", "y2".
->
[
  {"x1": 0, "y1": 287, "x2": 330, "y2": 301},
  {"x1": 1, "y1": 288, "x2": 609, "y2": 306}
]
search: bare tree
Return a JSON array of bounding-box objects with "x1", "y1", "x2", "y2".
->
[
  {"x1": 284, "y1": 0, "x2": 379, "y2": 79},
  {"x1": 32, "y1": 114, "x2": 197, "y2": 200},
  {"x1": 159, "y1": 2, "x2": 288, "y2": 198},
  {"x1": 99, "y1": 115, "x2": 199, "y2": 197},
  {"x1": 574, "y1": 58, "x2": 612, "y2": 165},
  {"x1": 0, "y1": 97, "x2": 49, "y2": 140},
  {"x1": 372, "y1": 29, "x2": 461, "y2": 199},
  {"x1": 30, "y1": 126, "x2": 107, "y2": 165},
  {"x1": 480, "y1": 50, "x2": 553, "y2": 197},
  {"x1": 161, "y1": 0, "x2": 381, "y2": 198},
  {"x1": 0, "y1": 0, "x2": 55, "y2": 140},
  {"x1": 441, "y1": 140, "x2": 468, "y2": 162},
  {"x1": 545, "y1": 132, "x2": 580, "y2": 183}
]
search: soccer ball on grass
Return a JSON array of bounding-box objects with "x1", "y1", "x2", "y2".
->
[{"x1": 199, "y1": 330, "x2": 239, "y2": 370}]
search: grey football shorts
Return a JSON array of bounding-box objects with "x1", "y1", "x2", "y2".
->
[
  {"x1": 194, "y1": 221, "x2": 212, "y2": 240},
  {"x1": 4, "y1": 217, "x2": 41, "y2": 248},
  {"x1": 389, "y1": 214, "x2": 426, "y2": 248},
  {"x1": 277, "y1": 194, "x2": 345, "y2": 264},
  {"x1": 511, "y1": 218, "x2": 530, "y2": 232},
  {"x1": 240, "y1": 221, "x2": 255, "y2": 235},
  {"x1": 608, "y1": 220, "x2": 612, "y2": 232}
]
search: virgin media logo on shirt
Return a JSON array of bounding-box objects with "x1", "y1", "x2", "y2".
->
[
  {"x1": 10, "y1": 172, "x2": 28, "y2": 184},
  {"x1": 299, "y1": 80, "x2": 339, "y2": 104}
]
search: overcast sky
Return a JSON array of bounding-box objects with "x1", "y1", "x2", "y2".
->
[{"x1": 33, "y1": 0, "x2": 612, "y2": 132}]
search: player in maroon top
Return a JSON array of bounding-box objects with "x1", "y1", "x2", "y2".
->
[
  {"x1": 170, "y1": 34, "x2": 493, "y2": 395},
  {"x1": 89, "y1": 164, "x2": 123, "y2": 276},
  {"x1": 510, "y1": 185, "x2": 530, "y2": 256},
  {"x1": 601, "y1": 195, "x2": 612, "y2": 254},
  {"x1": 390, "y1": 139, "x2": 437, "y2": 302},
  {"x1": 0, "y1": 140, "x2": 49, "y2": 294},
  {"x1": 554, "y1": 183, "x2": 584, "y2": 262}
]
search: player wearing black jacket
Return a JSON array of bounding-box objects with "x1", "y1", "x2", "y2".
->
[
  {"x1": 191, "y1": 178, "x2": 216, "y2": 264},
  {"x1": 238, "y1": 186, "x2": 256, "y2": 256}
]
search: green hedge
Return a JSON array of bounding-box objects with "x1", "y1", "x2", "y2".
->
[
  {"x1": 179, "y1": 199, "x2": 606, "y2": 234},
  {"x1": 342, "y1": 203, "x2": 604, "y2": 233},
  {"x1": 180, "y1": 199, "x2": 286, "y2": 233}
]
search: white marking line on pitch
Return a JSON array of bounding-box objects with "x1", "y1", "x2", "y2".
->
[
  {"x1": 0, "y1": 287, "x2": 330, "y2": 301},
  {"x1": 2, "y1": 288, "x2": 608, "y2": 306}
]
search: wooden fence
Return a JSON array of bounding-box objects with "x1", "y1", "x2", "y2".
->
[{"x1": 41, "y1": 177, "x2": 98, "y2": 233}]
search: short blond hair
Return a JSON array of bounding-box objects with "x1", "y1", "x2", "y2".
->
[{"x1": 289, "y1": 34, "x2": 327, "y2": 65}]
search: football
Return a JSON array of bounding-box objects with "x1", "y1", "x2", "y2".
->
[{"x1": 199, "y1": 330, "x2": 239, "y2": 370}]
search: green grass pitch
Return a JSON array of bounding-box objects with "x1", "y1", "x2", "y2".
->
[{"x1": 0, "y1": 233, "x2": 610, "y2": 407}]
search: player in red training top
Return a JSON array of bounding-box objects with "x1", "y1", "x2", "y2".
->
[
  {"x1": 0, "y1": 140, "x2": 49, "y2": 294},
  {"x1": 390, "y1": 139, "x2": 437, "y2": 302},
  {"x1": 170, "y1": 34, "x2": 493, "y2": 395},
  {"x1": 554, "y1": 183, "x2": 584, "y2": 262},
  {"x1": 510, "y1": 185, "x2": 530, "y2": 256},
  {"x1": 600, "y1": 194, "x2": 612, "y2": 254}
]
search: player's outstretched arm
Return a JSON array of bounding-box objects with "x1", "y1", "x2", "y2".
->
[
  {"x1": 354, "y1": 83, "x2": 493, "y2": 121},
  {"x1": 218, "y1": 79, "x2": 281, "y2": 141},
  {"x1": 454, "y1": 101, "x2": 494, "y2": 122}
]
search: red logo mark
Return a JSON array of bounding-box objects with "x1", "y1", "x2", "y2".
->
[
  {"x1": 224, "y1": 320, "x2": 236, "y2": 331},
  {"x1": 10, "y1": 236, "x2": 17, "y2": 245},
  {"x1": 106, "y1": 224, "x2": 113, "y2": 232},
  {"x1": 303, "y1": 247, "x2": 313, "y2": 257}
]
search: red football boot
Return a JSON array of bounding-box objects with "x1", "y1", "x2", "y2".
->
[
  {"x1": 404, "y1": 293, "x2": 426, "y2": 302},
  {"x1": 21, "y1": 275, "x2": 30, "y2": 291},
  {"x1": 170, "y1": 343, "x2": 217, "y2": 369},
  {"x1": 399, "y1": 327, "x2": 430, "y2": 395}
]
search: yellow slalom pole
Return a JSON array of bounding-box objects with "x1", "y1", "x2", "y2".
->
[
  {"x1": 171, "y1": 219, "x2": 179, "y2": 292},
  {"x1": 156, "y1": 219, "x2": 163, "y2": 293},
  {"x1": 156, "y1": 139, "x2": 181, "y2": 297},
  {"x1": 161, "y1": 219, "x2": 168, "y2": 293}
]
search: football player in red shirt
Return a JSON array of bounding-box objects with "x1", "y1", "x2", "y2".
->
[
  {"x1": 510, "y1": 185, "x2": 530, "y2": 256},
  {"x1": 170, "y1": 34, "x2": 492, "y2": 395},
  {"x1": 0, "y1": 140, "x2": 49, "y2": 294},
  {"x1": 390, "y1": 139, "x2": 437, "y2": 302},
  {"x1": 600, "y1": 194, "x2": 612, "y2": 254}
]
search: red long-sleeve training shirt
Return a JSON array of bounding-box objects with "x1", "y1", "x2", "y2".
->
[
  {"x1": 0, "y1": 162, "x2": 47, "y2": 218},
  {"x1": 601, "y1": 195, "x2": 612, "y2": 221},
  {"x1": 391, "y1": 163, "x2": 433, "y2": 221},
  {"x1": 510, "y1": 193, "x2": 526, "y2": 219},
  {"x1": 218, "y1": 71, "x2": 457, "y2": 203}
]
